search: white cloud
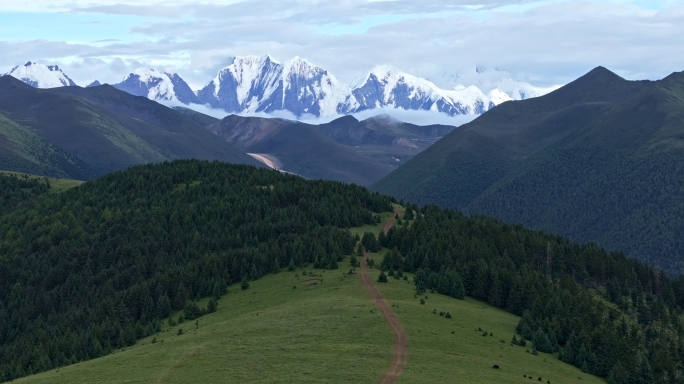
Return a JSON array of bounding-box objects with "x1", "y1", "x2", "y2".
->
[
  {"x1": 0, "y1": 0, "x2": 682, "y2": 91},
  {"x1": 171, "y1": 101, "x2": 478, "y2": 127}
]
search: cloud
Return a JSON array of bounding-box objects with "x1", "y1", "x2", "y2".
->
[
  {"x1": 0, "y1": 0, "x2": 682, "y2": 91},
  {"x1": 169, "y1": 101, "x2": 478, "y2": 128}
]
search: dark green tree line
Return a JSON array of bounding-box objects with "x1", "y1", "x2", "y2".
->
[
  {"x1": 0, "y1": 160, "x2": 393, "y2": 381},
  {"x1": 384, "y1": 206, "x2": 684, "y2": 383}
]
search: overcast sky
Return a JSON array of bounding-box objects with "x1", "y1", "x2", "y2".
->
[{"x1": 1, "y1": 0, "x2": 682, "y2": 89}]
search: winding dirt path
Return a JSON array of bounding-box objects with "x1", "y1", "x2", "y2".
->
[
  {"x1": 381, "y1": 207, "x2": 403, "y2": 235},
  {"x1": 360, "y1": 207, "x2": 407, "y2": 383}
]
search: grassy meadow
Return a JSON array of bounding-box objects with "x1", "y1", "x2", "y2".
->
[
  {"x1": 0, "y1": 170, "x2": 83, "y2": 193},
  {"x1": 16, "y1": 207, "x2": 604, "y2": 383},
  {"x1": 372, "y1": 267, "x2": 605, "y2": 383},
  {"x1": 17, "y1": 265, "x2": 393, "y2": 384}
]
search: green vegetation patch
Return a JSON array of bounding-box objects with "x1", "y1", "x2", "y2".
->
[
  {"x1": 16, "y1": 264, "x2": 392, "y2": 384},
  {"x1": 374, "y1": 270, "x2": 603, "y2": 384}
]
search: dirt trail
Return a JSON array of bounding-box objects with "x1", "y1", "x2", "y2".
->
[
  {"x1": 382, "y1": 207, "x2": 403, "y2": 235},
  {"x1": 360, "y1": 208, "x2": 407, "y2": 384}
]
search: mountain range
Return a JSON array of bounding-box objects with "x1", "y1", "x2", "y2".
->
[
  {"x1": 4, "y1": 58, "x2": 558, "y2": 118},
  {"x1": 374, "y1": 66, "x2": 684, "y2": 275},
  {"x1": 174, "y1": 107, "x2": 456, "y2": 185}
]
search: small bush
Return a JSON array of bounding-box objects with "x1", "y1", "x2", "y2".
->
[
  {"x1": 177, "y1": 328, "x2": 184, "y2": 336},
  {"x1": 420, "y1": 299, "x2": 425, "y2": 305},
  {"x1": 445, "y1": 312, "x2": 452, "y2": 319}
]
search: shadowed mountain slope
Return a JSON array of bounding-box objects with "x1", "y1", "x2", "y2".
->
[
  {"x1": 206, "y1": 114, "x2": 457, "y2": 185},
  {"x1": 374, "y1": 67, "x2": 684, "y2": 273},
  {"x1": 0, "y1": 76, "x2": 260, "y2": 178}
]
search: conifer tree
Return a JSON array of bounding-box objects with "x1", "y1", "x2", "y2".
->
[{"x1": 378, "y1": 272, "x2": 388, "y2": 283}]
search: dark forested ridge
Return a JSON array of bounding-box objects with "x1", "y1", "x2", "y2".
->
[
  {"x1": 383, "y1": 205, "x2": 684, "y2": 383},
  {"x1": 374, "y1": 67, "x2": 684, "y2": 275},
  {"x1": 0, "y1": 160, "x2": 393, "y2": 381}
]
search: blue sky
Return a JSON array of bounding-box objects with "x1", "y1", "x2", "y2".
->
[{"x1": 1, "y1": 0, "x2": 682, "y2": 88}]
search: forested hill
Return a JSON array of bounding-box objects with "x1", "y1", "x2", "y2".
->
[
  {"x1": 373, "y1": 67, "x2": 684, "y2": 275},
  {"x1": 385, "y1": 204, "x2": 684, "y2": 383},
  {"x1": 0, "y1": 173, "x2": 49, "y2": 215},
  {"x1": 0, "y1": 160, "x2": 393, "y2": 381}
]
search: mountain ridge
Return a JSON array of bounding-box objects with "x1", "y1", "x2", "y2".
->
[
  {"x1": 6, "y1": 58, "x2": 557, "y2": 118},
  {"x1": 373, "y1": 66, "x2": 684, "y2": 274},
  {"x1": 0, "y1": 75, "x2": 261, "y2": 179}
]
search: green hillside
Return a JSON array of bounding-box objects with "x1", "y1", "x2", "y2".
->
[
  {"x1": 0, "y1": 113, "x2": 94, "y2": 179},
  {"x1": 373, "y1": 67, "x2": 684, "y2": 274},
  {"x1": 0, "y1": 76, "x2": 260, "y2": 179},
  {"x1": 0, "y1": 170, "x2": 84, "y2": 193},
  {"x1": 2, "y1": 160, "x2": 682, "y2": 383},
  {"x1": 0, "y1": 160, "x2": 391, "y2": 381},
  {"x1": 15, "y1": 258, "x2": 602, "y2": 384}
]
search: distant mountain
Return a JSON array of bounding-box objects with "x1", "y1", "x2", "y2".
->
[
  {"x1": 352, "y1": 65, "x2": 510, "y2": 115},
  {"x1": 374, "y1": 66, "x2": 684, "y2": 274},
  {"x1": 7, "y1": 57, "x2": 556, "y2": 118},
  {"x1": 112, "y1": 68, "x2": 199, "y2": 104},
  {"x1": 427, "y1": 66, "x2": 561, "y2": 100},
  {"x1": 196, "y1": 57, "x2": 515, "y2": 117},
  {"x1": 5, "y1": 61, "x2": 77, "y2": 88},
  {"x1": 86, "y1": 80, "x2": 102, "y2": 88},
  {"x1": 205, "y1": 113, "x2": 457, "y2": 185},
  {"x1": 0, "y1": 76, "x2": 260, "y2": 179},
  {"x1": 196, "y1": 55, "x2": 357, "y2": 116}
]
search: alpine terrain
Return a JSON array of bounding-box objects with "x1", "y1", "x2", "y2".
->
[
  {"x1": 374, "y1": 66, "x2": 684, "y2": 275},
  {"x1": 5, "y1": 57, "x2": 558, "y2": 118}
]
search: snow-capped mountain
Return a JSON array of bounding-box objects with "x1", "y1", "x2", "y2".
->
[
  {"x1": 112, "y1": 69, "x2": 198, "y2": 104},
  {"x1": 5, "y1": 62, "x2": 77, "y2": 88},
  {"x1": 353, "y1": 66, "x2": 511, "y2": 115},
  {"x1": 433, "y1": 66, "x2": 561, "y2": 100},
  {"x1": 3, "y1": 58, "x2": 557, "y2": 118},
  {"x1": 197, "y1": 55, "x2": 357, "y2": 116},
  {"x1": 197, "y1": 55, "x2": 283, "y2": 113}
]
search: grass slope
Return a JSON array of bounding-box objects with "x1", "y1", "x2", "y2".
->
[
  {"x1": 0, "y1": 170, "x2": 83, "y2": 193},
  {"x1": 374, "y1": 271, "x2": 603, "y2": 384},
  {"x1": 0, "y1": 113, "x2": 94, "y2": 179},
  {"x1": 18, "y1": 213, "x2": 603, "y2": 384},
  {"x1": 17, "y1": 265, "x2": 393, "y2": 384}
]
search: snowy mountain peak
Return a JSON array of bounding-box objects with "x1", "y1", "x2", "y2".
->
[
  {"x1": 89, "y1": 54, "x2": 557, "y2": 118},
  {"x1": 447, "y1": 66, "x2": 561, "y2": 100},
  {"x1": 5, "y1": 61, "x2": 77, "y2": 88},
  {"x1": 112, "y1": 68, "x2": 197, "y2": 104}
]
